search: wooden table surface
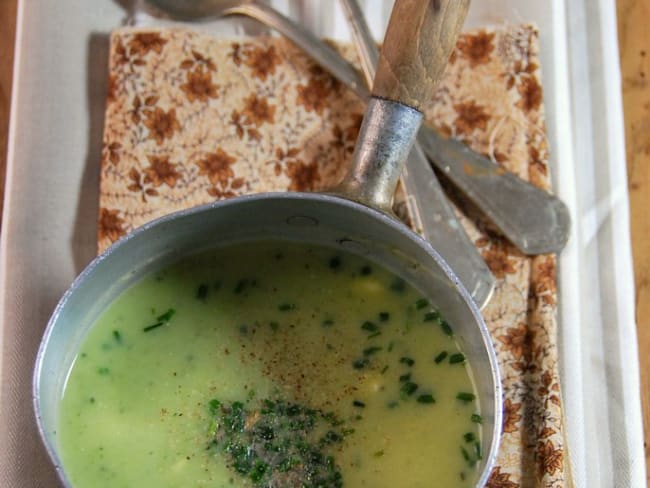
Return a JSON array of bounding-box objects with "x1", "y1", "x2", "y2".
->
[{"x1": 0, "y1": 0, "x2": 648, "y2": 483}]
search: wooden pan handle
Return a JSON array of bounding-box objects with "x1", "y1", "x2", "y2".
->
[{"x1": 372, "y1": 0, "x2": 470, "y2": 111}]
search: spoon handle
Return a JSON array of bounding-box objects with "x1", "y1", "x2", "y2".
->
[
  {"x1": 340, "y1": 0, "x2": 570, "y2": 255},
  {"x1": 340, "y1": 0, "x2": 494, "y2": 307},
  {"x1": 372, "y1": 0, "x2": 470, "y2": 110}
]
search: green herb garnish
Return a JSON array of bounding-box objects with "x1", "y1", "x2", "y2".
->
[
  {"x1": 329, "y1": 256, "x2": 341, "y2": 269},
  {"x1": 440, "y1": 320, "x2": 454, "y2": 336},
  {"x1": 417, "y1": 394, "x2": 435, "y2": 404},
  {"x1": 234, "y1": 279, "x2": 248, "y2": 294},
  {"x1": 434, "y1": 351, "x2": 448, "y2": 364},
  {"x1": 379, "y1": 312, "x2": 390, "y2": 322},
  {"x1": 143, "y1": 308, "x2": 175, "y2": 333},
  {"x1": 208, "y1": 398, "x2": 346, "y2": 487},
  {"x1": 423, "y1": 310, "x2": 440, "y2": 322},
  {"x1": 399, "y1": 357, "x2": 415, "y2": 367},
  {"x1": 278, "y1": 303, "x2": 296, "y2": 311},
  {"x1": 352, "y1": 358, "x2": 369, "y2": 370},
  {"x1": 361, "y1": 321, "x2": 378, "y2": 332},
  {"x1": 112, "y1": 330, "x2": 122, "y2": 343},
  {"x1": 415, "y1": 298, "x2": 429, "y2": 309},
  {"x1": 449, "y1": 353, "x2": 466, "y2": 364},
  {"x1": 471, "y1": 413, "x2": 483, "y2": 424},
  {"x1": 400, "y1": 381, "x2": 418, "y2": 397},
  {"x1": 196, "y1": 283, "x2": 209, "y2": 301},
  {"x1": 456, "y1": 392, "x2": 476, "y2": 403},
  {"x1": 363, "y1": 346, "x2": 382, "y2": 356},
  {"x1": 389, "y1": 278, "x2": 406, "y2": 293},
  {"x1": 463, "y1": 432, "x2": 476, "y2": 443},
  {"x1": 399, "y1": 373, "x2": 412, "y2": 383},
  {"x1": 352, "y1": 400, "x2": 366, "y2": 408}
]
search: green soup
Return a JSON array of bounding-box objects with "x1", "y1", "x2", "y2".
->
[{"x1": 59, "y1": 241, "x2": 482, "y2": 487}]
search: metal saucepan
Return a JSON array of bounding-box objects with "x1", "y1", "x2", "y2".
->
[{"x1": 33, "y1": 1, "x2": 502, "y2": 486}]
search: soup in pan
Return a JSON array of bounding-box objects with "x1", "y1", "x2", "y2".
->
[{"x1": 58, "y1": 241, "x2": 482, "y2": 487}]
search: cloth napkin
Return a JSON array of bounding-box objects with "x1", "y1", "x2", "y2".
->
[{"x1": 99, "y1": 24, "x2": 568, "y2": 487}]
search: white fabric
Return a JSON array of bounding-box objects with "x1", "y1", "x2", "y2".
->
[{"x1": 0, "y1": 0, "x2": 644, "y2": 487}]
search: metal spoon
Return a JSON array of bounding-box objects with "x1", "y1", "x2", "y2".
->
[
  {"x1": 144, "y1": 0, "x2": 496, "y2": 308},
  {"x1": 339, "y1": 0, "x2": 571, "y2": 256}
]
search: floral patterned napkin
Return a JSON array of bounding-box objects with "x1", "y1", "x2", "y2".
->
[{"x1": 99, "y1": 25, "x2": 568, "y2": 487}]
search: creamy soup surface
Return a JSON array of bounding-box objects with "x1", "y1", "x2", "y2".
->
[{"x1": 59, "y1": 241, "x2": 483, "y2": 487}]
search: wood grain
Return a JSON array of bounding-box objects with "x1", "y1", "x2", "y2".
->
[
  {"x1": 372, "y1": 0, "x2": 469, "y2": 110},
  {"x1": 0, "y1": 0, "x2": 17, "y2": 231},
  {"x1": 617, "y1": 0, "x2": 650, "y2": 483}
]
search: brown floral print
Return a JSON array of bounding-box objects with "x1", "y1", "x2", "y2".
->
[
  {"x1": 499, "y1": 322, "x2": 534, "y2": 361},
  {"x1": 296, "y1": 77, "x2": 332, "y2": 115},
  {"x1": 196, "y1": 148, "x2": 237, "y2": 187},
  {"x1": 100, "y1": 26, "x2": 566, "y2": 487},
  {"x1": 457, "y1": 30, "x2": 495, "y2": 67},
  {"x1": 242, "y1": 93, "x2": 275, "y2": 126},
  {"x1": 180, "y1": 49, "x2": 217, "y2": 71},
  {"x1": 453, "y1": 100, "x2": 491, "y2": 135},
  {"x1": 503, "y1": 398, "x2": 523, "y2": 433},
  {"x1": 143, "y1": 107, "x2": 181, "y2": 145},
  {"x1": 98, "y1": 208, "x2": 126, "y2": 243},
  {"x1": 517, "y1": 76, "x2": 543, "y2": 112},
  {"x1": 244, "y1": 45, "x2": 280, "y2": 80},
  {"x1": 285, "y1": 160, "x2": 320, "y2": 191},
  {"x1": 128, "y1": 32, "x2": 167, "y2": 57},
  {"x1": 143, "y1": 155, "x2": 181, "y2": 188},
  {"x1": 481, "y1": 242, "x2": 517, "y2": 278},
  {"x1": 486, "y1": 467, "x2": 518, "y2": 488},
  {"x1": 180, "y1": 66, "x2": 219, "y2": 103},
  {"x1": 536, "y1": 440, "x2": 563, "y2": 477}
]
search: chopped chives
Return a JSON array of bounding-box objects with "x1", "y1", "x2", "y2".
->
[
  {"x1": 378, "y1": 312, "x2": 390, "y2": 322},
  {"x1": 361, "y1": 321, "x2": 378, "y2": 332},
  {"x1": 417, "y1": 394, "x2": 435, "y2": 404},
  {"x1": 434, "y1": 351, "x2": 448, "y2": 363},
  {"x1": 352, "y1": 358, "x2": 369, "y2": 370},
  {"x1": 233, "y1": 279, "x2": 248, "y2": 294},
  {"x1": 460, "y1": 446, "x2": 471, "y2": 462},
  {"x1": 196, "y1": 283, "x2": 208, "y2": 301},
  {"x1": 156, "y1": 308, "x2": 175, "y2": 322},
  {"x1": 449, "y1": 353, "x2": 466, "y2": 364},
  {"x1": 456, "y1": 392, "x2": 476, "y2": 403},
  {"x1": 387, "y1": 341, "x2": 395, "y2": 352},
  {"x1": 471, "y1": 414, "x2": 483, "y2": 424},
  {"x1": 399, "y1": 373, "x2": 411, "y2": 383},
  {"x1": 278, "y1": 303, "x2": 295, "y2": 311},
  {"x1": 352, "y1": 400, "x2": 366, "y2": 408},
  {"x1": 143, "y1": 321, "x2": 164, "y2": 332},
  {"x1": 321, "y1": 318, "x2": 334, "y2": 327},
  {"x1": 400, "y1": 381, "x2": 418, "y2": 396},
  {"x1": 380, "y1": 365, "x2": 389, "y2": 374},
  {"x1": 373, "y1": 450, "x2": 384, "y2": 458},
  {"x1": 112, "y1": 330, "x2": 122, "y2": 343},
  {"x1": 399, "y1": 357, "x2": 415, "y2": 367},
  {"x1": 440, "y1": 320, "x2": 454, "y2": 336},
  {"x1": 463, "y1": 432, "x2": 476, "y2": 443},
  {"x1": 389, "y1": 278, "x2": 406, "y2": 293},
  {"x1": 367, "y1": 331, "x2": 382, "y2": 339},
  {"x1": 423, "y1": 310, "x2": 440, "y2": 322},
  {"x1": 363, "y1": 346, "x2": 382, "y2": 356},
  {"x1": 415, "y1": 298, "x2": 429, "y2": 309},
  {"x1": 329, "y1": 256, "x2": 341, "y2": 269}
]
